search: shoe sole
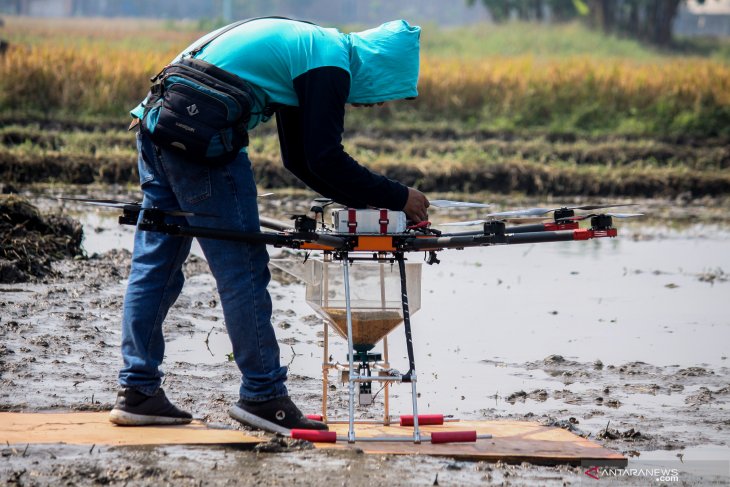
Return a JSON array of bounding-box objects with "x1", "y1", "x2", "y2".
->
[
  {"x1": 228, "y1": 404, "x2": 290, "y2": 435},
  {"x1": 109, "y1": 409, "x2": 193, "y2": 426}
]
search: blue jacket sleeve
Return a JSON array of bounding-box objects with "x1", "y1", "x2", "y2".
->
[{"x1": 276, "y1": 66, "x2": 409, "y2": 211}]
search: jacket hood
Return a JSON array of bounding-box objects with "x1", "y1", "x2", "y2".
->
[{"x1": 347, "y1": 20, "x2": 421, "y2": 104}]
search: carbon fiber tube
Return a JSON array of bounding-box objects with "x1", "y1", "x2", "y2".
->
[
  {"x1": 258, "y1": 216, "x2": 294, "y2": 232},
  {"x1": 140, "y1": 223, "x2": 292, "y2": 247},
  {"x1": 406, "y1": 230, "x2": 577, "y2": 250},
  {"x1": 308, "y1": 232, "x2": 349, "y2": 249},
  {"x1": 138, "y1": 222, "x2": 349, "y2": 249},
  {"x1": 405, "y1": 235, "x2": 494, "y2": 251},
  {"x1": 505, "y1": 231, "x2": 575, "y2": 244},
  {"x1": 505, "y1": 223, "x2": 553, "y2": 234}
]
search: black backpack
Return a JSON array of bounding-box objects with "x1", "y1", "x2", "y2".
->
[{"x1": 140, "y1": 18, "x2": 298, "y2": 166}]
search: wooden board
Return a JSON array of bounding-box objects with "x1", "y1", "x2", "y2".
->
[
  {"x1": 319, "y1": 420, "x2": 627, "y2": 466},
  {"x1": 0, "y1": 412, "x2": 261, "y2": 447},
  {"x1": 0, "y1": 414, "x2": 626, "y2": 466}
]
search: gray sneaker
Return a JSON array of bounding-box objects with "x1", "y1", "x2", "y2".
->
[
  {"x1": 229, "y1": 396, "x2": 328, "y2": 435},
  {"x1": 109, "y1": 388, "x2": 192, "y2": 426}
]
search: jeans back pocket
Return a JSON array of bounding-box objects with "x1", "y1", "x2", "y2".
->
[{"x1": 159, "y1": 148, "x2": 212, "y2": 205}]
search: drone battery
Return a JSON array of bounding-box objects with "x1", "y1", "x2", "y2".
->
[{"x1": 332, "y1": 209, "x2": 407, "y2": 234}]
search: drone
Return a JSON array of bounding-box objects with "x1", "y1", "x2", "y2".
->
[
  {"x1": 60, "y1": 195, "x2": 641, "y2": 444},
  {"x1": 60, "y1": 196, "x2": 640, "y2": 262}
]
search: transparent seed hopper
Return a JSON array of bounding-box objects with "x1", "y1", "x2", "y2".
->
[
  {"x1": 305, "y1": 260, "x2": 421, "y2": 352},
  {"x1": 271, "y1": 257, "x2": 422, "y2": 429},
  {"x1": 272, "y1": 259, "x2": 421, "y2": 350}
]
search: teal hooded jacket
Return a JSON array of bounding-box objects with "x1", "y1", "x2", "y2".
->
[{"x1": 133, "y1": 18, "x2": 421, "y2": 210}]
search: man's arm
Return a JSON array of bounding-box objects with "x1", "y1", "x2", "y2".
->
[
  {"x1": 277, "y1": 66, "x2": 410, "y2": 212},
  {"x1": 276, "y1": 106, "x2": 368, "y2": 208}
]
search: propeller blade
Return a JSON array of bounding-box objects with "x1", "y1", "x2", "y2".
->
[
  {"x1": 488, "y1": 203, "x2": 637, "y2": 219},
  {"x1": 487, "y1": 207, "x2": 553, "y2": 218},
  {"x1": 429, "y1": 200, "x2": 491, "y2": 209},
  {"x1": 58, "y1": 197, "x2": 217, "y2": 218},
  {"x1": 502, "y1": 217, "x2": 552, "y2": 224},
  {"x1": 440, "y1": 203, "x2": 641, "y2": 226},
  {"x1": 439, "y1": 219, "x2": 488, "y2": 227},
  {"x1": 59, "y1": 197, "x2": 140, "y2": 208},
  {"x1": 561, "y1": 212, "x2": 644, "y2": 221},
  {"x1": 257, "y1": 192, "x2": 275, "y2": 198},
  {"x1": 606, "y1": 212, "x2": 644, "y2": 218},
  {"x1": 438, "y1": 216, "x2": 548, "y2": 226},
  {"x1": 568, "y1": 203, "x2": 638, "y2": 211}
]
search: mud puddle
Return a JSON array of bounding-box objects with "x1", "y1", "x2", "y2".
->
[
  {"x1": 0, "y1": 442, "x2": 592, "y2": 487},
  {"x1": 1, "y1": 190, "x2": 729, "y2": 484}
]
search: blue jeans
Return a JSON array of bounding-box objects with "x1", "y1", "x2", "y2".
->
[{"x1": 118, "y1": 131, "x2": 288, "y2": 401}]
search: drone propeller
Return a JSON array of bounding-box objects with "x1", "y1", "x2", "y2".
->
[
  {"x1": 561, "y1": 212, "x2": 644, "y2": 221},
  {"x1": 429, "y1": 200, "x2": 491, "y2": 209},
  {"x1": 58, "y1": 197, "x2": 217, "y2": 218},
  {"x1": 486, "y1": 203, "x2": 637, "y2": 219},
  {"x1": 59, "y1": 197, "x2": 140, "y2": 209},
  {"x1": 438, "y1": 202, "x2": 642, "y2": 227},
  {"x1": 258, "y1": 192, "x2": 275, "y2": 198},
  {"x1": 439, "y1": 217, "x2": 548, "y2": 227}
]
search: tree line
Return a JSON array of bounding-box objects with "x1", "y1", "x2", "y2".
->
[{"x1": 467, "y1": 0, "x2": 710, "y2": 46}]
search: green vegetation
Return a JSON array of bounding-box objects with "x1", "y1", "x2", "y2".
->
[
  {"x1": 2, "y1": 123, "x2": 728, "y2": 197},
  {"x1": 422, "y1": 20, "x2": 730, "y2": 62},
  {"x1": 422, "y1": 21, "x2": 663, "y2": 60}
]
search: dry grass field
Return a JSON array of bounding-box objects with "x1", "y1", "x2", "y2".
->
[{"x1": 1, "y1": 16, "x2": 729, "y2": 196}]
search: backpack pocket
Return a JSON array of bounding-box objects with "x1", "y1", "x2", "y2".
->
[{"x1": 141, "y1": 59, "x2": 254, "y2": 167}]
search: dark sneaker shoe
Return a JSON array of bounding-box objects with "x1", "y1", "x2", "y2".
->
[
  {"x1": 229, "y1": 396, "x2": 328, "y2": 435},
  {"x1": 109, "y1": 388, "x2": 192, "y2": 426}
]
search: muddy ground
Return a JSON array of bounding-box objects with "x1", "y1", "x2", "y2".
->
[{"x1": 1, "y1": 191, "x2": 729, "y2": 485}]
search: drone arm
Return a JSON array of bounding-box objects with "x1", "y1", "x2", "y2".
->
[
  {"x1": 404, "y1": 228, "x2": 616, "y2": 251},
  {"x1": 405, "y1": 235, "x2": 493, "y2": 251},
  {"x1": 136, "y1": 217, "x2": 350, "y2": 250},
  {"x1": 505, "y1": 231, "x2": 577, "y2": 244},
  {"x1": 502, "y1": 228, "x2": 617, "y2": 244},
  {"x1": 259, "y1": 216, "x2": 294, "y2": 232},
  {"x1": 438, "y1": 222, "x2": 579, "y2": 238},
  {"x1": 139, "y1": 222, "x2": 292, "y2": 247},
  {"x1": 305, "y1": 232, "x2": 350, "y2": 250},
  {"x1": 505, "y1": 222, "x2": 579, "y2": 233}
]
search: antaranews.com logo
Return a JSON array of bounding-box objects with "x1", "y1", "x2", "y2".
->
[{"x1": 584, "y1": 465, "x2": 680, "y2": 482}]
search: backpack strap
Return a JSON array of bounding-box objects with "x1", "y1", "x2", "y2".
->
[
  {"x1": 187, "y1": 16, "x2": 314, "y2": 58},
  {"x1": 186, "y1": 16, "x2": 315, "y2": 118},
  {"x1": 185, "y1": 19, "x2": 248, "y2": 58},
  {"x1": 146, "y1": 17, "x2": 314, "y2": 118},
  {"x1": 151, "y1": 16, "x2": 313, "y2": 84}
]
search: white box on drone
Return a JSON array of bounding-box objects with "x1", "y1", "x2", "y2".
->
[{"x1": 332, "y1": 209, "x2": 407, "y2": 234}]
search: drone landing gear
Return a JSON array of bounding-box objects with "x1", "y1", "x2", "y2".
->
[{"x1": 319, "y1": 252, "x2": 424, "y2": 443}]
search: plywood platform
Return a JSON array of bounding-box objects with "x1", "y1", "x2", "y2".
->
[
  {"x1": 320, "y1": 420, "x2": 627, "y2": 466},
  {"x1": 0, "y1": 412, "x2": 260, "y2": 447},
  {"x1": 0, "y1": 413, "x2": 626, "y2": 466}
]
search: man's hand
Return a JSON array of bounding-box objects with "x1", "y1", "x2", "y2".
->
[{"x1": 403, "y1": 187, "x2": 429, "y2": 223}]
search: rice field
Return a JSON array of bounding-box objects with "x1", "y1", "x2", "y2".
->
[
  {"x1": 2, "y1": 17, "x2": 729, "y2": 135},
  {"x1": 1, "y1": 16, "x2": 729, "y2": 197}
]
